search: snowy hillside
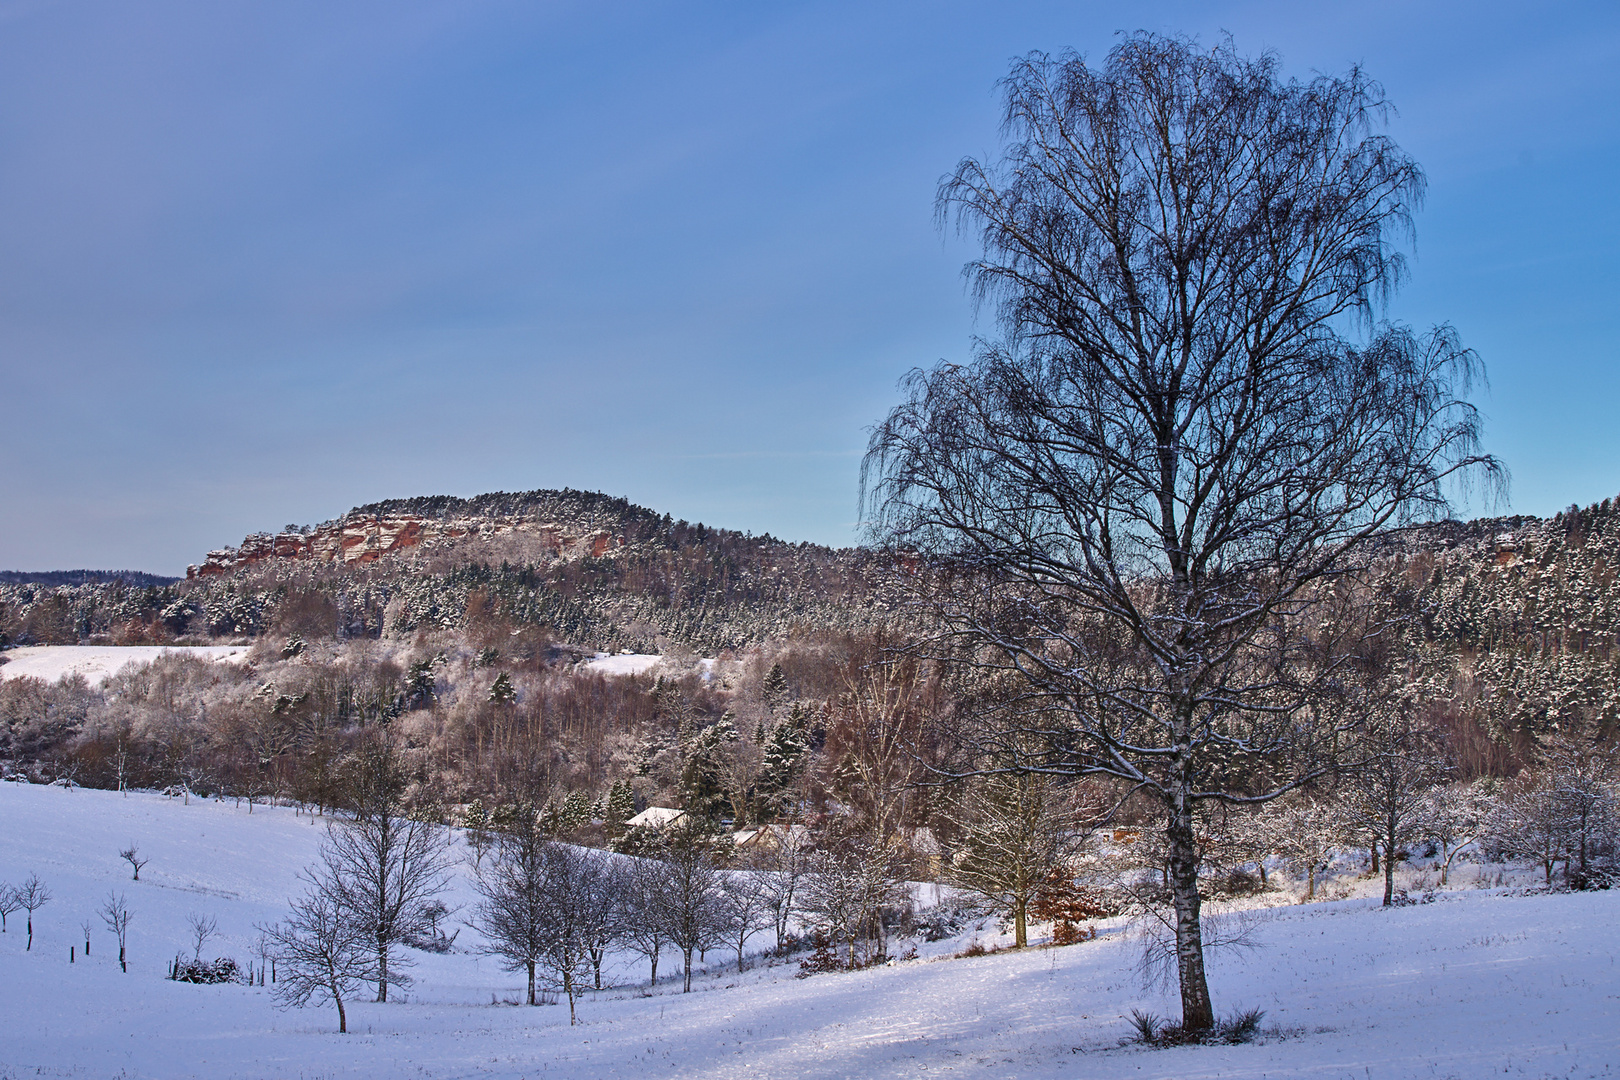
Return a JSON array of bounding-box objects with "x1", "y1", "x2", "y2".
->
[{"x1": 1, "y1": 783, "x2": 1616, "y2": 1080}]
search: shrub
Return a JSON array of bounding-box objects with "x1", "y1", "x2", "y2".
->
[
  {"x1": 1050, "y1": 921, "x2": 1097, "y2": 946},
  {"x1": 171, "y1": 956, "x2": 244, "y2": 984}
]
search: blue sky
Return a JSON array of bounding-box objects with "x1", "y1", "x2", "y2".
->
[{"x1": 1, "y1": 1, "x2": 1617, "y2": 575}]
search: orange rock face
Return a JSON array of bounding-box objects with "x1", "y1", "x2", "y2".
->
[{"x1": 186, "y1": 515, "x2": 620, "y2": 578}]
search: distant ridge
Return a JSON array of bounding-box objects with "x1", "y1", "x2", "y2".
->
[{"x1": 0, "y1": 570, "x2": 181, "y2": 588}]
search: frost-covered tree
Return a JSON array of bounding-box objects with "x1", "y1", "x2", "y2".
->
[
  {"x1": 863, "y1": 34, "x2": 1497, "y2": 1029},
  {"x1": 1342, "y1": 711, "x2": 1448, "y2": 905},
  {"x1": 648, "y1": 825, "x2": 726, "y2": 992},
  {"x1": 471, "y1": 820, "x2": 551, "y2": 1006},
  {"x1": 621, "y1": 858, "x2": 671, "y2": 986},
  {"x1": 718, "y1": 870, "x2": 772, "y2": 972}
]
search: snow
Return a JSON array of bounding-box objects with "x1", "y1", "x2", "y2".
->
[
  {"x1": 580, "y1": 653, "x2": 720, "y2": 680},
  {"x1": 0, "y1": 645, "x2": 251, "y2": 685},
  {"x1": 580, "y1": 652, "x2": 665, "y2": 677},
  {"x1": 3, "y1": 782, "x2": 1618, "y2": 1079}
]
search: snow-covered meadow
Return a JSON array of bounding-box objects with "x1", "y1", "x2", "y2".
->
[
  {"x1": 0, "y1": 645, "x2": 250, "y2": 686},
  {"x1": 1, "y1": 782, "x2": 1616, "y2": 1080}
]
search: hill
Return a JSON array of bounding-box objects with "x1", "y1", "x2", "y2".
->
[{"x1": 0, "y1": 488, "x2": 900, "y2": 655}]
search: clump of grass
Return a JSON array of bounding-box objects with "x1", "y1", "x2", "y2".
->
[{"x1": 1127, "y1": 1007, "x2": 1267, "y2": 1047}]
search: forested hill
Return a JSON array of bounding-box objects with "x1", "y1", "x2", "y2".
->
[
  {"x1": 10, "y1": 486, "x2": 1620, "y2": 739},
  {"x1": 0, "y1": 570, "x2": 180, "y2": 588},
  {"x1": 0, "y1": 489, "x2": 901, "y2": 654}
]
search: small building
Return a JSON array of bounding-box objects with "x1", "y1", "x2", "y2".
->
[
  {"x1": 897, "y1": 827, "x2": 945, "y2": 877},
  {"x1": 735, "y1": 823, "x2": 811, "y2": 854},
  {"x1": 626, "y1": 806, "x2": 687, "y2": 831}
]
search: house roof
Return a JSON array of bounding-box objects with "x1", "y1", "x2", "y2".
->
[{"x1": 627, "y1": 806, "x2": 687, "y2": 829}]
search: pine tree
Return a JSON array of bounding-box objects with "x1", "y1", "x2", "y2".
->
[
  {"x1": 759, "y1": 704, "x2": 811, "y2": 815},
  {"x1": 488, "y1": 673, "x2": 517, "y2": 705},
  {"x1": 761, "y1": 663, "x2": 789, "y2": 710},
  {"x1": 604, "y1": 780, "x2": 636, "y2": 831}
]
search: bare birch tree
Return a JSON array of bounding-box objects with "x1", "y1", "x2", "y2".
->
[{"x1": 863, "y1": 33, "x2": 1497, "y2": 1030}]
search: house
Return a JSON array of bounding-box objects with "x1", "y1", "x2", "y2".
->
[
  {"x1": 735, "y1": 823, "x2": 811, "y2": 854},
  {"x1": 897, "y1": 826, "x2": 945, "y2": 877},
  {"x1": 626, "y1": 806, "x2": 687, "y2": 831}
]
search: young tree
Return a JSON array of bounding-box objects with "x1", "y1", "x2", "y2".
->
[
  {"x1": 577, "y1": 857, "x2": 625, "y2": 991},
  {"x1": 119, "y1": 844, "x2": 149, "y2": 882},
  {"x1": 752, "y1": 829, "x2": 810, "y2": 953},
  {"x1": 187, "y1": 911, "x2": 219, "y2": 962},
  {"x1": 16, "y1": 874, "x2": 50, "y2": 951},
  {"x1": 99, "y1": 891, "x2": 133, "y2": 972},
  {"x1": 0, "y1": 884, "x2": 19, "y2": 933},
  {"x1": 621, "y1": 858, "x2": 670, "y2": 986},
  {"x1": 862, "y1": 34, "x2": 1497, "y2": 1030},
  {"x1": 461, "y1": 799, "x2": 494, "y2": 870},
  {"x1": 1541, "y1": 731, "x2": 1619, "y2": 887},
  {"x1": 1486, "y1": 773, "x2": 1565, "y2": 885},
  {"x1": 1267, "y1": 799, "x2": 1343, "y2": 901},
  {"x1": 947, "y1": 770, "x2": 1069, "y2": 946},
  {"x1": 319, "y1": 737, "x2": 454, "y2": 1003},
  {"x1": 718, "y1": 869, "x2": 772, "y2": 972},
  {"x1": 261, "y1": 891, "x2": 371, "y2": 1033},
  {"x1": 1421, "y1": 779, "x2": 1492, "y2": 887},
  {"x1": 532, "y1": 842, "x2": 603, "y2": 1023},
  {"x1": 472, "y1": 820, "x2": 551, "y2": 1007},
  {"x1": 1342, "y1": 711, "x2": 1447, "y2": 905}
]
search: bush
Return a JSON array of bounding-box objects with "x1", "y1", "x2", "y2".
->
[
  {"x1": 171, "y1": 956, "x2": 244, "y2": 984},
  {"x1": 1050, "y1": 921, "x2": 1097, "y2": 946}
]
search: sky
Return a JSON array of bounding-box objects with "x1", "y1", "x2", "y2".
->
[{"x1": 1, "y1": 1, "x2": 1617, "y2": 576}]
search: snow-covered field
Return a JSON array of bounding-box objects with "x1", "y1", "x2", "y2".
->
[
  {"x1": 580, "y1": 653, "x2": 718, "y2": 680},
  {"x1": 0, "y1": 645, "x2": 250, "y2": 685},
  {"x1": 1, "y1": 782, "x2": 1616, "y2": 1079}
]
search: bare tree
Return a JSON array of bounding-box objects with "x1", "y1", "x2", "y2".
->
[
  {"x1": 718, "y1": 870, "x2": 772, "y2": 972},
  {"x1": 947, "y1": 769, "x2": 1073, "y2": 947},
  {"x1": 319, "y1": 737, "x2": 453, "y2": 1003},
  {"x1": 0, "y1": 884, "x2": 19, "y2": 933},
  {"x1": 1541, "y1": 731, "x2": 1619, "y2": 888},
  {"x1": 648, "y1": 825, "x2": 726, "y2": 992},
  {"x1": 862, "y1": 34, "x2": 1497, "y2": 1030},
  {"x1": 1421, "y1": 779, "x2": 1492, "y2": 887},
  {"x1": 119, "y1": 844, "x2": 149, "y2": 882},
  {"x1": 16, "y1": 874, "x2": 50, "y2": 951},
  {"x1": 261, "y1": 891, "x2": 371, "y2": 1033},
  {"x1": 750, "y1": 829, "x2": 810, "y2": 953},
  {"x1": 1342, "y1": 710, "x2": 1447, "y2": 905},
  {"x1": 620, "y1": 858, "x2": 670, "y2": 986},
  {"x1": 471, "y1": 820, "x2": 552, "y2": 1006},
  {"x1": 1267, "y1": 798, "x2": 1343, "y2": 901},
  {"x1": 578, "y1": 858, "x2": 626, "y2": 991},
  {"x1": 187, "y1": 911, "x2": 219, "y2": 962},
  {"x1": 99, "y1": 891, "x2": 133, "y2": 972}
]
